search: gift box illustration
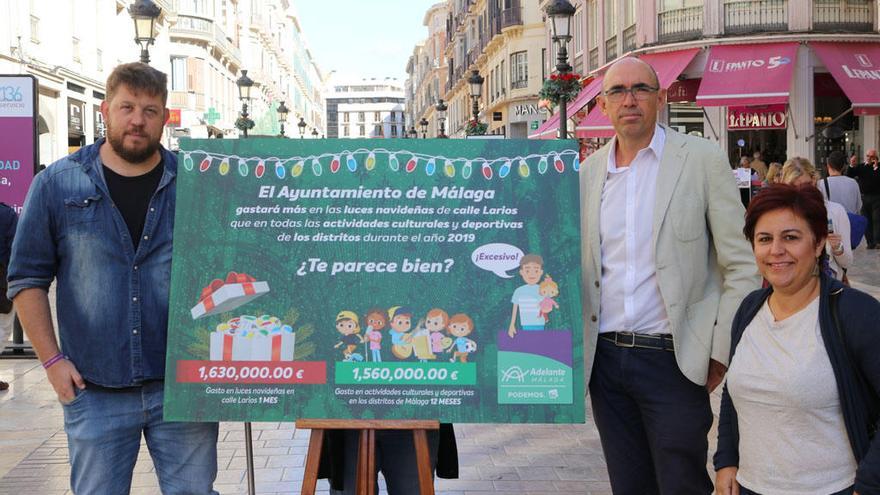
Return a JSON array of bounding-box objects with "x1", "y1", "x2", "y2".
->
[
  {"x1": 209, "y1": 315, "x2": 296, "y2": 361},
  {"x1": 191, "y1": 271, "x2": 269, "y2": 320}
]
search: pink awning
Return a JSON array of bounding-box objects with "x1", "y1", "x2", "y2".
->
[
  {"x1": 640, "y1": 48, "x2": 701, "y2": 88},
  {"x1": 529, "y1": 78, "x2": 605, "y2": 139},
  {"x1": 575, "y1": 106, "x2": 615, "y2": 139},
  {"x1": 528, "y1": 113, "x2": 561, "y2": 140},
  {"x1": 811, "y1": 42, "x2": 880, "y2": 116},
  {"x1": 697, "y1": 42, "x2": 798, "y2": 107}
]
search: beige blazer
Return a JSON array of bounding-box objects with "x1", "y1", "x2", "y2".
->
[{"x1": 580, "y1": 126, "x2": 760, "y2": 386}]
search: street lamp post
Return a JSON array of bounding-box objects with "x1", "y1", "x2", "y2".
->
[
  {"x1": 408, "y1": 126, "x2": 418, "y2": 139},
  {"x1": 236, "y1": 70, "x2": 254, "y2": 138},
  {"x1": 311, "y1": 128, "x2": 319, "y2": 139},
  {"x1": 276, "y1": 101, "x2": 289, "y2": 137},
  {"x1": 128, "y1": 0, "x2": 161, "y2": 64},
  {"x1": 468, "y1": 70, "x2": 484, "y2": 123},
  {"x1": 297, "y1": 117, "x2": 307, "y2": 139},
  {"x1": 546, "y1": 0, "x2": 576, "y2": 139},
  {"x1": 419, "y1": 118, "x2": 429, "y2": 139},
  {"x1": 435, "y1": 99, "x2": 448, "y2": 138}
]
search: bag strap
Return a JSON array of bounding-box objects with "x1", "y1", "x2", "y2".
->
[{"x1": 823, "y1": 177, "x2": 832, "y2": 201}]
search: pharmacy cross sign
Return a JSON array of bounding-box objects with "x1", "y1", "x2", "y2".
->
[{"x1": 203, "y1": 107, "x2": 221, "y2": 125}]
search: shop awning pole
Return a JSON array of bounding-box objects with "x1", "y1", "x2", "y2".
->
[
  {"x1": 805, "y1": 107, "x2": 853, "y2": 142},
  {"x1": 787, "y1": 105, "x2": 799, "y2": 140}
]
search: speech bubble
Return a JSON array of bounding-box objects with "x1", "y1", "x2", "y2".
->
[{"x1": 471, "y1": 243, "x2": 524, "y2": 278}]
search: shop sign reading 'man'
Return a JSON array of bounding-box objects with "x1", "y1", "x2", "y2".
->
[{"x1": 727, "y1": 104, "x2": 787, "y2": 130}]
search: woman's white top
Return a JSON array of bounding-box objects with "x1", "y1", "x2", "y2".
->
[
  {"x1": 826, "y1": 200, "x2": 852, "y2": 279},
  {"x1": 727, "y1": 296, "x2": 856, "y2": 495}
]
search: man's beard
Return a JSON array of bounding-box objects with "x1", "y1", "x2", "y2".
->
[{"x1": 106, "y1": 123, "x2": 160, "y2": 164}]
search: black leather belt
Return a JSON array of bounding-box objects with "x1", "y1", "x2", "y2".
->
[{"x1": 600, "y1": 332, "x2": 674, "y2": 351}]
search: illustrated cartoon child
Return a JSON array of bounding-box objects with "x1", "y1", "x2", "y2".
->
[
  {"x1": 537, "y1": 275, "x2": 560, "y2": 323},
  {"x1": 333, "y1": 310, "x2": 363, "y2": 360},
  {"x1": 508, "y1": 254, "x2": 545, "y2": 338},
  {"x1": 426, "y1": 308, "x2": 450, "y2": 355},
  {"x1": 448, "y1": 313, "x2": 476, "y2": 363},
  {"x1": 388, "y1": 306, "x2": 414, "y2": 360},
  {"x1": 364, "y1": 308, "x2": 387, "y2": 362}
]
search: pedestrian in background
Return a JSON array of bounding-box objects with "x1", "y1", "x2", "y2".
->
[
  {"x1": 779, "y1": 157, "x2": 852, "y2": 282},
  {"x1": 751, "y1": 150, "x2": 768, "y2": 181},
  {"x1": 0, "y1": 202, "x2": 17, "y2": 391},
  {"x1": 846, "y1": 149, "x2": 880, "y2": 248},
  {"x1": 822, "y1": 150, "x2": 863, "y2": 215},
  {"x1": 581, "y1": 56, "x2": 758, "y2": 494},
  {"x1": 715, "y1": 184, "x2": 880, "y2": 495},
  {"x1": 7, "y1": 63, "x2": 219, "y2": 494},
  {"x1": 764, "y1": 162, "x2": 782, "y2": 187}
]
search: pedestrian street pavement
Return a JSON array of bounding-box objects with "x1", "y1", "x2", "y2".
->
[{"x1": 2, "y1": 246, "x2": 880, "y2": 494}]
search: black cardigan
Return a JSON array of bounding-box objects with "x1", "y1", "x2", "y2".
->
[
  {"x1": 317, "y1": 423, "x2": 458, "y2": 491},
  {"x1": 714, "y1": 275, "x2": 880, "y2": 494}
]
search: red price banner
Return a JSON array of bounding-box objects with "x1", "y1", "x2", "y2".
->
[{"x1": 176, "y1": 360, "x2": 327, "y2": 384}]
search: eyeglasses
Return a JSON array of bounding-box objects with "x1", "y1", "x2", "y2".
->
[{"x1": 602, "y1": 84, "x2": 660, "y2": 103}]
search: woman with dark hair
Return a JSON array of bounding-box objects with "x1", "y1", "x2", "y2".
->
[{"x1": 715, "y1": 184, "x2": 880, "y2": 495}]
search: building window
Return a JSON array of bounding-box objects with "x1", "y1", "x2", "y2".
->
[
  {"x1": 343, "y1": 112, "x2": 349, "y2": 123},
  {"x1": 358, "y1": 112, "x2": 365, "y2": 122},
  {"x1": 171, "y1": 57, "x2": 187, "y2": 91},
  {"x1": 374, "y1": 111, "x2": 381, "y2": 122},
  {"x1": 510, "y1": 51, "x2": 528, "y2": 89},
  {"x1": 343, "y1": 126, "x2": 349, "y2": 137},
  {"x1": 390, "y1": 125, "x2": 398, "y2": 137},
  {"x1": 374, "y1": 124, "x2": 382, "y2": 136},
  {"x1": 359, "y1": 125, "x2": 365, "y2": 136},
  {"x1": 573, "y1": 8, "x2": 583, "y2": 56},
  {"x1": 30, "y1": 15, "x2": 40, "y2": 43}
]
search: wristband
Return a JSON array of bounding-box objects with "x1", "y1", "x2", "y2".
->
[{"x1": 42, "y1": 353, "x2": 66, "y2": 369}]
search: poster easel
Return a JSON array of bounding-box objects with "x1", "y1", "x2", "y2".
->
[{"x1": 297, "y1": 419, "x2": 440, "y2": 495}]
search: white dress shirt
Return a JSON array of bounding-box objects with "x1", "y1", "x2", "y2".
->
[{"x1": 599, "y1": 125, "x2": 670, "y2": 335}]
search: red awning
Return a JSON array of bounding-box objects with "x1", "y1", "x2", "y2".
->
[
  {"x1": 529, "y1": 113, "x2": 561, "y2": 140},
  {"x1": 576, "y1": 106, "x2": 615, "y2": 139},
  {"x1": 529, "y1": 78, "x2": 605, "y2": 139},
  {"x1": 811, "y1": 42, "x2": 880, "y2": 116},
  {"x1": 640, "y1": 48, "x2": 701, "y2": 88},
  {"x1": 696, "y1": 42, "x2": 798, "y2": 107}
]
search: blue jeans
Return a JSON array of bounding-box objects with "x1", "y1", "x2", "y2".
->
[
  {"x1": 62, "y1": 380, "x2": 219, "y2": 495},
  {"x1": 329, "y1": 429, "x2": 439, "y2": 495}
]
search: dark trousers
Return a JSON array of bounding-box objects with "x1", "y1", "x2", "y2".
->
[
  {"x1": 862, "y1": 193, "x2": 880, "y2": 246},
  {"x1": 740, "y1": 485, "x2": 853, "y2": 495},
  {"x1": 589, "y1": 338, "x2": 713, "y2": 495}
]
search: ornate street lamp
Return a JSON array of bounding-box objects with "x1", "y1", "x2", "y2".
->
[
  {"x1": 297, "y1": 117, "x2": 307, "y2": 139},
  {"x1": 235, "y1": 70, "x2": 254, "y2": 138},
  {"x1": 311, "y1": 128, "x2": 319, "y2": 139},
  {"x1": 408, "y1": 126, "x2": 418, "y2": 139},
  {"x1": 419, "y1": 118, "x2": 429, "y2": 139},
  {"x1": 545, "y1": 0, "x2": 576, "y2": 139},
  {"x1": 435, "y1": 99, "x2": 448, "y2": 138},
  {"x1": 468, "y1": 70, "x2": 484, "y2": 123},
  {"x1": 276, "y1": 101, "x2": 289, "y2": 137},
  {"x1": 129, "y1": 0, "x2": 161, "y2": 64}
]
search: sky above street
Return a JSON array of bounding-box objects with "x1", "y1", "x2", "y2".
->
[{"x1": 294, "y1": 0, "x2": 440, "y2": 83}]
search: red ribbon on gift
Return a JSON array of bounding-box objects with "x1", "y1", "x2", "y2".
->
[
  {"x1": 197, "y1": 272, "x2": 259, "y2": 310},
  {"x1": 223, "y1": 334, "x2": 233, "y2": 361}
]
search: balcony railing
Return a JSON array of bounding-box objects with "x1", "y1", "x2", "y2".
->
[
  {"x1": 658, "y1": 6, "x2": 704, "y2": 43},
  {"x1": 589, "y1": 47, "x2": 599, "y2": 71},
  {"x1": 622, "y1": 24, "x2": 637, "y2": 53},
  {"x1": 724, "y1": 0, "x2": 788, "y2": 35},
  {"x1": 501, "y1": 7, "x2": 523, "y2": 29},
  {"x1": 511, "y1": 78, "x2": 528, "y2": 90},
  {"x1": 606, "y1": 36, "x2": 618, "y2": 61},
  {"x1": 813, "y1": 0, "x2": 875, "y2": 32}
]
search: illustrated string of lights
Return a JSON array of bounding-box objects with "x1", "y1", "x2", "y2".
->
[{"x1": 179, "y1": 147, "x2": 581, "y2": 180}]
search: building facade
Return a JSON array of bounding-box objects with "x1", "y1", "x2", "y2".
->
[
  {"x1": 536, "y1": 0, "x2": 880, "y2": 166},
  {"x1": 406, "y1": 2, "x2": 448, "y2": 138},
  {"x1": 325, "y1": 77, "x2": 406, "y2": 139}
]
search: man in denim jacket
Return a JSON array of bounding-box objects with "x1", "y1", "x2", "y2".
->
[{"x1": 7, "y1": 63, "x2": 218, "y2": 494}]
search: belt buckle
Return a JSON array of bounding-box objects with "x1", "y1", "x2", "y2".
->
[{"x1": 615, "y1": 332, "x2": 636, "y2": 348}]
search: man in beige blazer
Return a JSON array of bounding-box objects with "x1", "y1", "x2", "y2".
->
[{"x1": 580, "y1": 58, "x2": 758, "y2": 494}]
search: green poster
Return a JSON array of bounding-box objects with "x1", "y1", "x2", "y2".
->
[{"x1": 163, "y1": 138, "x2": 584, "y2": 423}]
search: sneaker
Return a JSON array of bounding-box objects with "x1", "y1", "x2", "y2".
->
[{"x1": 0, "y1": 381, "x2": 8, "y2": 391}]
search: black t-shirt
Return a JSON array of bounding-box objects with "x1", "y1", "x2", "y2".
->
[
  {"x1": 102, "y1": 161, "x2": 164, "y2": 250},
  {"x1": 846, "y1": 162, "x2": 880, "y2": 195}
]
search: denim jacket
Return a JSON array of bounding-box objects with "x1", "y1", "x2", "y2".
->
[{"x1": 7, "y1": 139, "x2": 177, "y2": 387}]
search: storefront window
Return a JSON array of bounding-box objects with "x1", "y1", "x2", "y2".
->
[{"x1": 814, "y1": 72, "x2": 860, "y2": 167}]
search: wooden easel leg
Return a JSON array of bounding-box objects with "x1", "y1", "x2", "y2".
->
[
  {"x1": 356, "y1": 429, "x2": 377, "y2": 495},
  {"x1": 413, "y1": 429, "x2": 435, "y2": 495},
  {"x1": 301, "y1": 428, "x2": 324, "y2": 495}
]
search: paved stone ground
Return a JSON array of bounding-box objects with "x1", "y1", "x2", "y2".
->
[{"x1": 1, "y1": 246, "x2": 879, "y2": 494}]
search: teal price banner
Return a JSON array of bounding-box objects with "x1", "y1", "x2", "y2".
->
[{"x1": 163, "y1": 138, "x2": 584, "y2": 423}]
